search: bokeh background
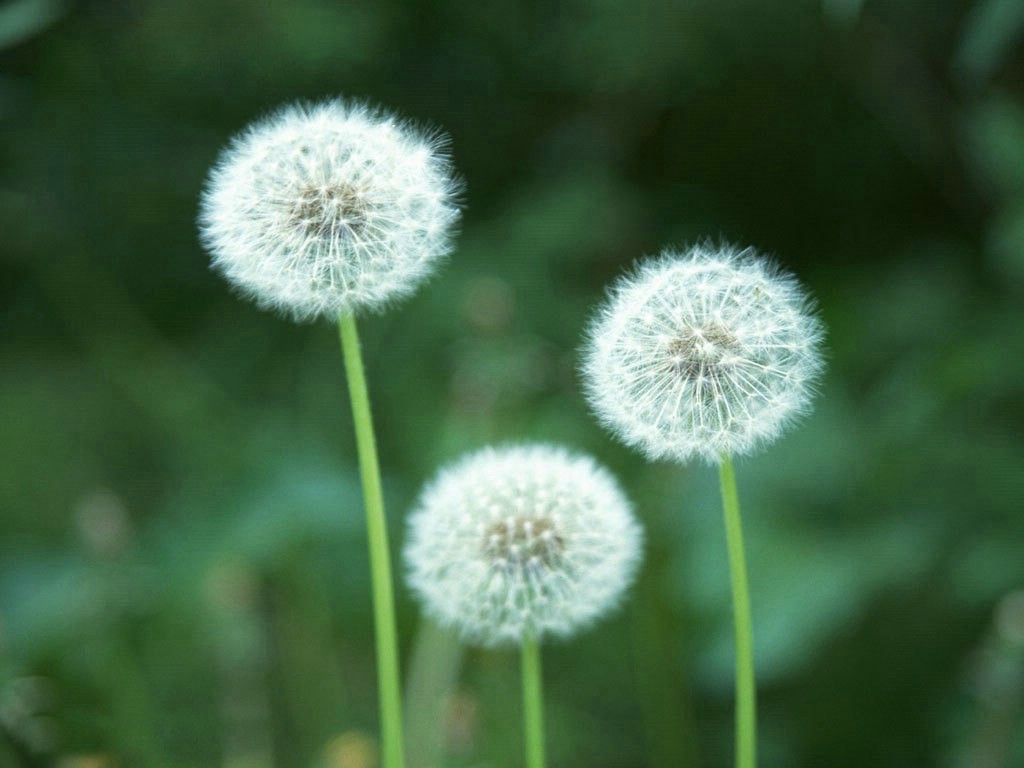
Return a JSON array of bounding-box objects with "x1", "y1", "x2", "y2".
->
[{"x1": 2, "y1": 0, "x2": 1023, "y2": 766}]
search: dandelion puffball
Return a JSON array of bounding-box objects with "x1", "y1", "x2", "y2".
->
[
  {"x1": 199, "y1": 99, "x2": 460, "y2": 321},
  {"x1": 404, "y1": 444, "x2": 643, "y2": 646},
  {"x1": 583, "y1": 244, "x2": 825, "y2": 464}
]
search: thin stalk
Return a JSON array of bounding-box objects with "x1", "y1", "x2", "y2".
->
[
  {"x1": 338, "y1": 313, "x2": 406, "y2": 768},
  {"x1": 521, "y1": 634, "x2": 547, "y2": 768},
  {"x1": 404, "y1": 620, "x2": 464, "y2": 768},
  {"x1": 631, "y1": 535, "x2": 700, "y2": 767},
  {"x1": 719, "y1": 455, "x2": 756, "y2": 768}
]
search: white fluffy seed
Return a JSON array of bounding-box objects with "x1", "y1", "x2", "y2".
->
[
  {"x1": 199, "y1": 99, "x2": 461, "y2": 321},
  {"x1": 404, "y1": 444, "x2": 643, "y2": 646},
  {"x1": 582, "y1": 244, "x2": 825, "y2": 464}
]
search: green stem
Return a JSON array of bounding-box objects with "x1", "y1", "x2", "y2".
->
[
  {"x1": 338, "y1": 313, "x2": 406, "y2": 768},
  {"x1": 404, "y1": 620, "x2": 464, "y2": 768},
  {"x1": 719, "y1": 455, "x2": 756, "y2": 768},
  {"x1": 521, "y1": 634, "x2": 547, "y2": 768}
]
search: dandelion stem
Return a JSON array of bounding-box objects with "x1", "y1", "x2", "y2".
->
[
  {"x1": 719, "y1": 455, "x2": 756, "y2": 768},
  {"x1": 338, "y1": 312, "x2": 406, "y2": 768},
  {"x1": 404, "y1": 620, "x2": 463, "y2": 768},
  {"x1": 521, "y1": 634, "x2": 547, "y2": 768}
]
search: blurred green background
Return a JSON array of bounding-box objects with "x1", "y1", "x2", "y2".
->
[{"x1": 2, "y1": 0, "x2": 1023, "y2": 766}]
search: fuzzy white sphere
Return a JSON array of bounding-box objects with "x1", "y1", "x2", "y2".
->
[
  {"x1": 199, "y1": 99, "x2": 460, "y2": 321},
  {"x1": 404, "y1": 444, "x2": 643, "y2": 647},
  {"x1": 583, "y1": 244, "x2": 825, "y2": 464}
]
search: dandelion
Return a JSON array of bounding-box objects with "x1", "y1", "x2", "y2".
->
[
  {"x1": 405, "y1": 444, "x2": 642, "y2": 768},
  {"x1": 581, "y1": 243, "x2": 825, "y2": 768},
  {"x1": 198, "y1": 98, "x2": 461, "y2": 768},
  {"x1": 199, "y1": 99, "x2": 460, "y2": 321},
  {"x1": 406, "y1": 444, "x2": 642, "y2": 645},
  {"x1": 583, "y1": 243, "x2": 824, "y2": 464}
]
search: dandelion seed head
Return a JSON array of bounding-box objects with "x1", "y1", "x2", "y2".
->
[
  {"x1": 199, "y1": 99, "x2": 460, "y2": 321},
  {"x1": 582, "y1": 244, "x2": 825, "y2": 464},
  {"x1": 404, "y1": 444, "x2": 643, "y2": 646}
]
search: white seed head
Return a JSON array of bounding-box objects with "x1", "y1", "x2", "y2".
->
[
  {"x1": 582, "y1": 244, "x2": 825, "y2": 464},
  {"x1": 404, "y1": 444, "x2": 643, "y2": 647},
  {"x1": 199, "y1": 99, "x2": 460, "y2": 321}
]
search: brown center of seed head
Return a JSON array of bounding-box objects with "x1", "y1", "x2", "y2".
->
[
  {"x1": 291, "y1": 183, "x2": 368, "y2": 241},
  {"x1": 483, "y1": 516, "x2": 564, "y2": 568},
  {"x1": 666, "y1": 323, "x2": 741, "y2": 381}
]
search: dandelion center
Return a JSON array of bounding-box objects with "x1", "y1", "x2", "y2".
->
[
  {"x1": 483, "y1": 516, "x2": 564, "y2": 569},
  {"x1": 666, "y1": 323, "x2": 741, "y2": 381},
  {"x1": 291, "y1": 183, "x2": 369, "y2": 241}
]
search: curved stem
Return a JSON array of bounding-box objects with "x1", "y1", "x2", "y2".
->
[
  {"x1": 719, "y1": 455, "x2": 756, "y2": 768},
  {"x1": 338, "y1": 313, "x2": 406, "y2": 768},
  {"x1": 521, "y1": 635, "x2": 547, "y2": 768}
]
